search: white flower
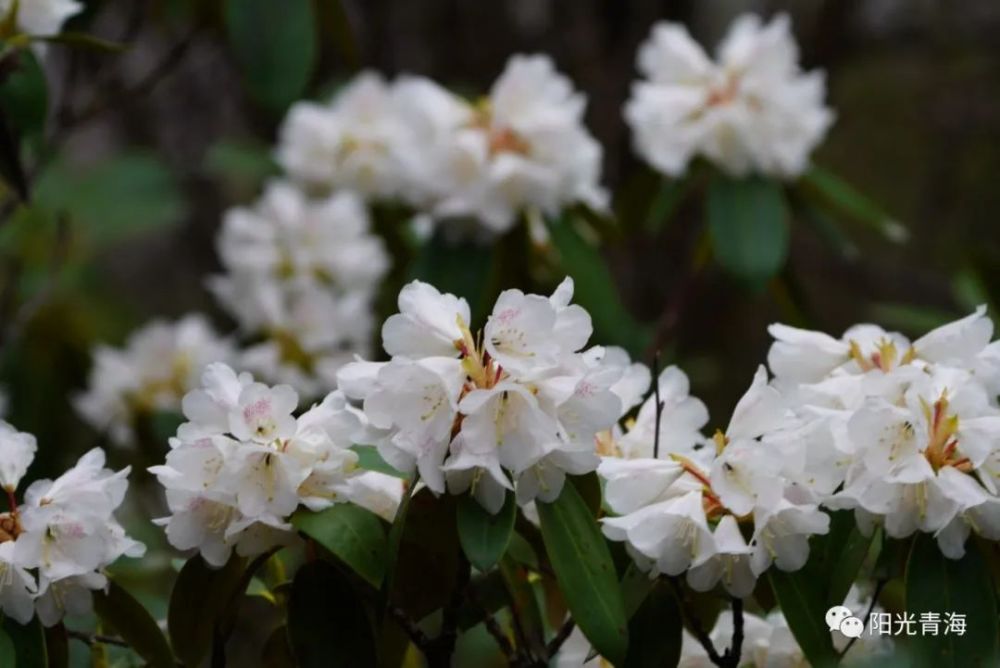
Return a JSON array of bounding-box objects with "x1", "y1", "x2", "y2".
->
[
  {"x1": 75, "y1": 315, "x2": 234, "y2": 446},
  {"x1": 0, "y1": 0, "x2": 81, "y2": 38},
  {"x1": 407, "y1": 55, "x2": 607, "y2": 234},
  {"x1": 151, "y1": 364, "x2": 372, "y2": 565},
  {"x1": 615, "y1": 365, "x2": 708, "y2": 459},
  {"x1": 686, "y1": 515, "x2": 756, "y2": 597},
  {"x1": 625, "y1": 14, "x2": 833, "y2": 178},
  {"x1": 0, "y1": 541, "x2": 36, "y2": 624},
  {"x1": 0, "y1": 421, "x2": 36, "y2": 491},
  {"x1": 276, "y1": 72, "x2": 412, "y2": 199},
  {"x1": 341, "y1": 278, "x2": 620, "y2": 512}
]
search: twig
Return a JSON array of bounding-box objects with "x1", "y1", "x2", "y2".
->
[
  {"x1": 386, "y1": 605, "x2": 432, "y2": 649},
  {"x1": 466, "y1": 580, "x2": 517, "y2": 663},
  {"x1": 722, "y1": 597, "x2": 744, "y2": 668},
  {"x1": 66, "y1": 629, "x2": 130, "y2": 648},
  {"x1": 840, "y1": 579, "x2": 887, "y2": 658},
  {"x1": 668, "y1": 576, "x2": 724, "y2": 666},
  {"x1": 652, "y1": 351, "x2": 664, "y2": 459},
  {"x1": 545, "y1": 617, "x2": 576, "y2": 660}
]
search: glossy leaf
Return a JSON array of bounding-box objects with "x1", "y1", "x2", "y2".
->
[
  {"x1": 292, "y1": 502, "x2": 387, "y2": 587},
  {"x1": 93, "y1": 580, "x2": 174, "y2": 668},
  {"x1": 168, "y1": 554, "x2": 247, "y2": 667},
  {"x1": 537, "y1": 480, "x2": 628, "y2": 665},
  {"x1": 0, "y1": 49, "x2": 47, "y2": 140},
  {"x1": 707, "y1": 175, "x2": 790, "y2": 282},
  {"x1": 0, "y1": 627, "x2": 15, "y2": 668},
  {"x1": 769, "y1": 570, "x2": 838, "y2": 668},
  {"x1": 288, "y1": 561, "x2": 377, "y2": 668},
  {"x1": 624, "y1": 580, "x2": 682, "y2": 668},
  {"x1": 224, "y1": 0, "x2": 317, "y2": 112},
  {"x1": 457, "y1": 491, "x2": 516, "y2": 572},
  {"x1": 1, "y1": 617, "x2": 46, "y2": 668},
  {"x1": 906, "y1": 534, "x2": 999, "y2": 667}
]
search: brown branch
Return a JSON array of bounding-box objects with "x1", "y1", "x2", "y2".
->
[
  {"x1": 545, "y1": 617, "x2": 576, "y2": 660},
  {"x1": 66, "y1": 628, "x2": 130, "y2": 648}
]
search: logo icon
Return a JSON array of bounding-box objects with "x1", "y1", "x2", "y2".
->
[{"x1": 826, "y1": 605, "x2": 864, "y2": 638}]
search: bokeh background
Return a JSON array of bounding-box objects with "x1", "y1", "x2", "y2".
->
[{"x1": 2, "y1": 0, "x2": 1000, "y2": 555}]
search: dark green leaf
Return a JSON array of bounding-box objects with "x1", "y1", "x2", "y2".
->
[
  {"x1": 292, "y1": 503, "x2": 387, "y2": 587},
  {"x1": 537, "y1": 480, "x2": 628, "y2": 665},
  {"x1": 620, "y1": 563, "x2": 654, "y2": 619},
  {"x1": 0, "y1": 107, "x2": 27, "y2": 200},
  {"x1": 34, "y1": 152, "x2": 184, "y2": 245},
  {"x1": 569, "y1": 472, "x2": 602, "y2": 518},
  {"x1": 906, "y1": 534, "x2": 999, "y2": 667},
  {"x1": 0, "y1": 626, "x2": 15, "y2": 668},
  {"x1": 826, "y1": 520, "x2": 876, "y2": 608},
  {"x1": 549, "y1": 215, "x2": 650, "y2": 356},
  {"x1": 224, "y1": 0, "x2": 317, "y2": 112},
  {"x1": 624, "y1": 580, "x2": 682, "y2": 668},
  {"x1": 769, "y1": 570, "x2": 838, "y2": 668},
  {"x1": 288, "y1": 561, "x2": 377, "y2": 668},
  {"x1": 457, "y1": 491, "x2": 516, "y2": 572},
  {"x1": 1, "y1": 617, "x2": 46, "y2": 668},
  {"x1": 504, "y1": 531, "x2": 539, "y2": 571},
  {"x1": 707, "y1": 175, "x2": 790, "y2": 282},
  {"x1": 168, "y1": 554, "x2": 247, "y2": 667},
  {"x1": 799, "y1": 166, "x2": 906, "y2": 242},
  {"x1": 499, "y1": 555, "x2": 547, "y2": 654},
  {"x1": 93, "y1": 580, "x2": 174, "y2": 668},
  {"x1": 407, "y1": 231, "x2": 495, "y2": 323},
  {"x1": 0, "y1": 50, "x2": 47, "y2": 141},
  {"x1": 644, "y1": 176, "x2": 692, "y2": 234}
]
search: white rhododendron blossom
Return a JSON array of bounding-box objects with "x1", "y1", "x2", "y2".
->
[
  {"x1": 277, "y1": 73, "x2": 414, "y2": 199},
  {"x1": 150, "y1": 363, "x2": 402, "y2": 566},
  {"x1": 210, "y1": 181, "x2": 390, "y2": 398},
  {"x1": 0, "y1": 0, "x2": 81, "y2": 39},
  {"x1": 769, "y1": 306, "x2": 1000, "y2": 558},
  {"x1": 599, "y1": 365, "x2": 829, "y2": 596},
  {"x1": 397, "y1": 54, "x2": 607, "y2": 233},
  {"x1": 625, "y1": 13, "x2": 833, "y2": 178},
  {"x1": 338, "y1": 277, "x2": 627, "y2": 513},
  {"x1": 0, "y1": 434, "x2": 144, "y2": 626},
  {"x1": 277, "y1": 55, "x2": 606, "y2": 235},
  {"x1": 75, "y1": 315, "x2": 234, "y2": 446}
]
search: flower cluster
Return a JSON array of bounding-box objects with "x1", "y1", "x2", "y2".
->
[
  {"x1": 75, "y1": 315, "x2": 234, "y2": 446},
  {"x1": 769, "y1": 306, "x2": 1000, "y2": 558},
  {"x1": 625, "y1": 13, "x2": 833, "y2": 179},
  {"x1": 278, "y1": 55, "x2": 606, "y2": 235},
  {"x1": 0, "y1": 424, "x2": 144, "y2": 626},
  {"x1": 338, "y1": 278, "x2": 641, "y2": 513},
  {"x1": 209, "y1": 181, "x2": 390, "y2": 398},
  {"x1": 150, "y1": 363, "x2": 402, "y2": 566},
  {"x1": 599, "y1": 365, "x2": 830, "y2": 597}
]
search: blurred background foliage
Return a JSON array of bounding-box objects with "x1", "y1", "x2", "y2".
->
[{"x1": 1, "y1": 0, "x2": 999, "y2": 661}]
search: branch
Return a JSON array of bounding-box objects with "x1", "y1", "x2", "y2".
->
[
  {"x1": 66, "y1": 629, "x2": 130, "y2": 648},
  {"x1": 652, "y1": 351, "x2": 665, "y2": 459},
  {"x1": 668, "y1": 576, "x2": 725, "y2": 666},
  {"x1": 545, "y1": 617, "x2": 576, "y2": 660},
  {"x1": 466, "y1": 579, "x2": 518, "y2": 664},
  {"x1": 722, "y1": 597, "x2": 744, "y2": 668}
]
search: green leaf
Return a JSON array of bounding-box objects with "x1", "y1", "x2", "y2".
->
[
  {"x1": 620, "y1": 563, "x2": 655, "y2": 619},
  {"x1": 288, "y1": 561, "x2": 377, "y2": 668},
  {"x1": 569, "y1": 472, "x2": 602, "y2": 518},
  {"x1": 457, "y1": 491, "x2": 516, "y2": 572},
  {"x1": 224, "y1": 0, "x2": 317, "y2": 112},
  {"x1": 549, "y1": 215, "x2": 650, "y2": 356},
  {"x1": 407, "y1": 231, "x2": 495, "y2": 323},
  {"x1": 799, "y1": 166, "x2": 907, "y2": 242},
  {"x1": 825, "y1": 515, "x2": 876, "y2": 608},
  {"x1": 0, "y1": 107, "x2": 27, "y2": 200},
  {"x1": 0, "y1": 626, "x2": 15, "y2": 668},
  {"x1": 1, "y1": 617, "x2": 46, "y2": 668},
  {"x1": 292, "y1": 503, "x2": 387, "y2": 588},
  {"x1": 168, "y1": 554, "x2": 247, "y2": 667},
  {"x1": 93, "y1": 580, "x2": 174, "y2": 668},
  {"x1": 351, "y1": 444, "x2": 406, "y2": 478},
  {"x1": 707, "y1": 175, "x2": 790, "y2": 282},
  {"x1": 644, "y1": 175, "x2": 692, "y2": 234},
  {"x1": 906, "y1": 534, "x2": 999, "y2": 667},
  {"x1": 0, "y1": 49, "x2": 47, "y2": 141},
  {"x1": 624, "y1": 580, "x2": 682, "y2": 668},
  {"x1": 768, "y1": 570, "x2": 838, "y2": 668},
  {"x1": 537, "y1": 480, "x2": 628, "y2": 665},
  {"x1": 34, "y1": 151, "x2": 184, "y2": 245}
]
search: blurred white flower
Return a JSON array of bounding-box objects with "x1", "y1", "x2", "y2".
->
[
  {"x1": 625, "y1": 13, "x2": 833, "y2": 179},
  {"x1": 75, "y1": 315, "x2": 234, "y2": 446},
  {"x1": 0, "y1": 0, "x2": 81, "y2": 39},
  {"x1": 0, "y1": 421, "x2": 36, "y2": 491}
]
